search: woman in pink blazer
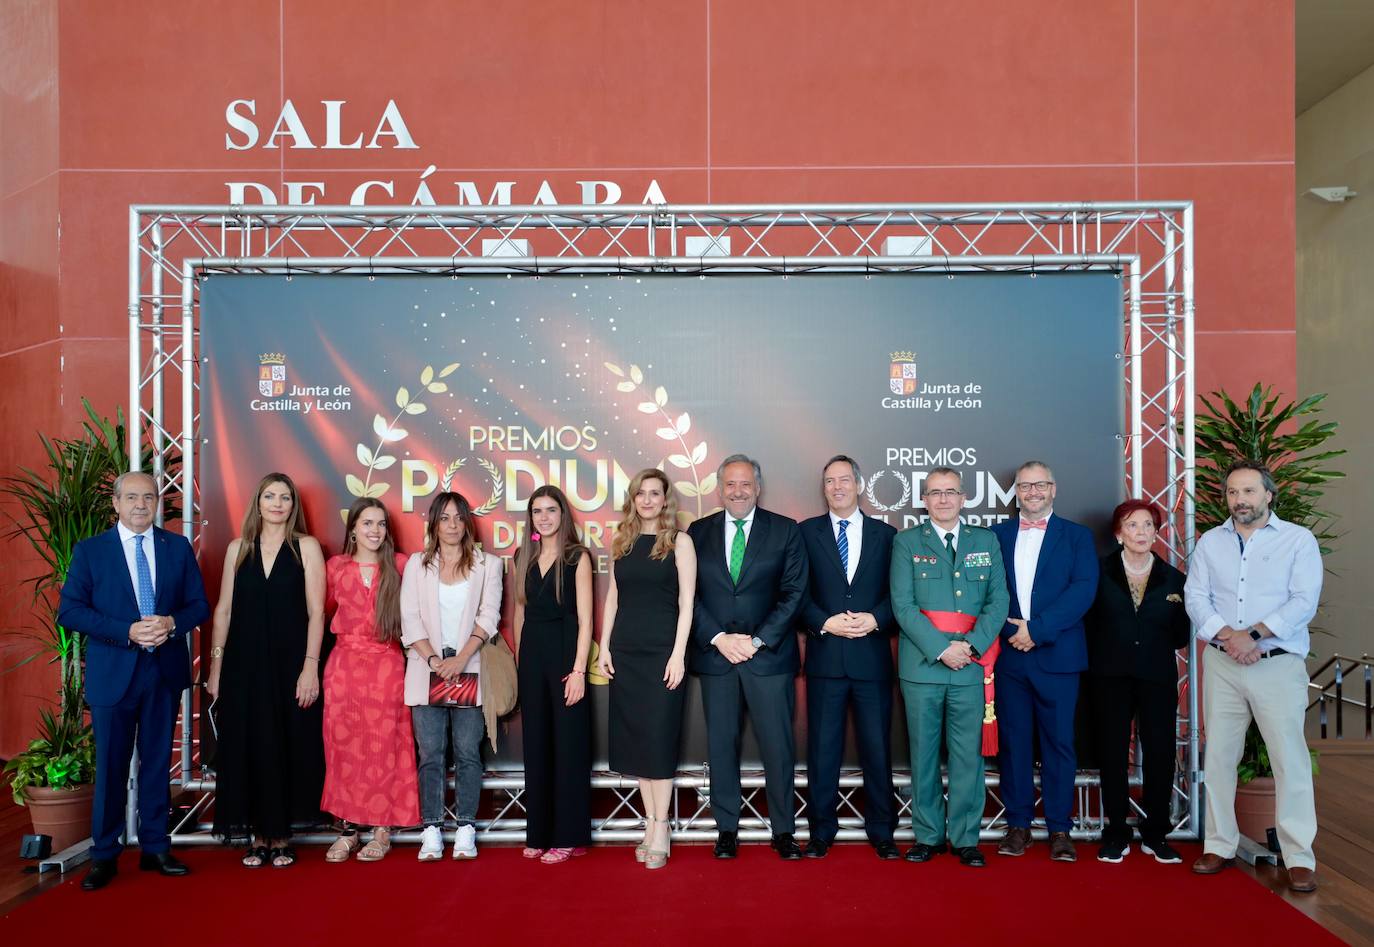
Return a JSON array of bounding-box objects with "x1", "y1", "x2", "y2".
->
[{"x1": 400, "y1": 492, "x2": 503, "y2": 861}]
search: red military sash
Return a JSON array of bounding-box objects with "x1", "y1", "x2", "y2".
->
[{"x1": 920, "y1": 609, "x2": 1001, "y2": 756}]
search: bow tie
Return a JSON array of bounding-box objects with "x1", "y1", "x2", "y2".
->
[{"x1": 1019, "y1": 518, "x2": 1048, "y2": 531}]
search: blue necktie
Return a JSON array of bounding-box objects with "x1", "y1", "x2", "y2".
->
[
  {"x1": 837, "y1": 519, "x2": 849, "y2": 577},
  {"x1": 135, "y1": 534, "x2": 156, "y2": 651}
]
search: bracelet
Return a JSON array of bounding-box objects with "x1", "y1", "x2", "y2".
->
[
  {"x1": 304, "y1": 655, "x2": 319, "y2": 662},
  {"x1": 569, "y1": 669, "x2": 585, "y2": 675},
  {"x1": 209, "y1": 645, "x2": 225, "y2": 659},
  {"x1": 427, "y1": 654, "x2": 440, "y2": 669}
]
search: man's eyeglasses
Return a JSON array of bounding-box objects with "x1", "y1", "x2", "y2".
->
[
  {"x1": 923, "y1": 490, "x2": 964, "y2": 500},
  {"x1": 1015, "y1": 481, "x2": 1055, "y2": 494}
]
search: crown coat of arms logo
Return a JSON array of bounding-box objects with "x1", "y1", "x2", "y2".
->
[
  {"x1": 889, "y1": 350, "x2": 917, "y2": 396},
  {"x1": 259, "y1": 353, "x2": 287, "y2": 397}
]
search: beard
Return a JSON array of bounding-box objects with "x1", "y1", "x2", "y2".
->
[{"x1": 1230, "y1": 503, "x2": 1267, "y2": 525}]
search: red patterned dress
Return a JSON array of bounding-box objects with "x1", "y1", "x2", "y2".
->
[{"x1": 321, "y1": 554, "x2": 420, "y2": 827}]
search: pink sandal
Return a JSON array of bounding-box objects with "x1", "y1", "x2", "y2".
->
[
  {"x1": 522, "y1": 847, "x2": 546, "y2": 859},
  {"x1": 539, "y1": 847, "x2": 587, "y2": 865}
]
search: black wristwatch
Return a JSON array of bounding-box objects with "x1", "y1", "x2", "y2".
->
[{"x1": 1248, "y1": 629, "x2": 1262, "y2": 641}]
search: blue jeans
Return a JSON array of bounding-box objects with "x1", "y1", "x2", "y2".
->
[{"x1": 411, "y1": 704, "x2": 485, "y2": 827}]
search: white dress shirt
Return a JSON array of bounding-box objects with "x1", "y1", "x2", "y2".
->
[
  {"x1": 1012, "y1": 510, "x2": 1051, "y2": 620},
  {"x1": 116, "y1": 521, "x2": 157, "y2": 605},
  {"x1": 723, "y1": 506, "x2": 756, "y2": 572},
  {"x1": 1184, "y1": 513, "x2": 1322, "y2": 657},
  {"x1": 931, "y1": 521, "x2": 962, "y2": 559},
  {"x1": 829, "y1": 508, "x2": 863, "y2": 584}
]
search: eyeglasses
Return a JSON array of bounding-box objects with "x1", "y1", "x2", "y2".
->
[
  {"x1": 1015, "y1": 481, "x2": 1055, "y2": 494},
  {"x1": 923, "y1": 490, "x2": 964, "y2": 500}
]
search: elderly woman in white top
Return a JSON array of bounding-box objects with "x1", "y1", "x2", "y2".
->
[{"x1": 400, "y1": 491, "x2": 503, "y2": 861}]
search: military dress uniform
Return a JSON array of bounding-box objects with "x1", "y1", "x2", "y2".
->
[{"x1": 891, "y1": 522, "x2": 1010, "y2": 851}]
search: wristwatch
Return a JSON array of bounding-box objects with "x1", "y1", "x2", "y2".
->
[
  {"x1": 750, "y1": 636, "x2": 765, "y2": 650},
  {"x1": 1248, "y1": 629, "x2": 1262, "y2": 641},
  {"x1": 209, "y1": 645, "x2": 224, "y2": 658}
]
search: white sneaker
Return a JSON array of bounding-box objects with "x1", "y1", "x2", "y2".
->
[
  {"x1": 452, "y1": 824, "x2": 478, "y2": 859},
  {"x1": 418, "y1": 825, "x2": 444, "y2": 861}
]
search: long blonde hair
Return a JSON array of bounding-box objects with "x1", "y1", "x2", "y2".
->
[
  {"x1": 611, "y1": 469, "x2": 678, "y2": 561},
  {"x1": 235, "y1": 472, "x2": 309, "y2": 572}
]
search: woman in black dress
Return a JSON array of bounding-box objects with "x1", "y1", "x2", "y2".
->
[
  {"x1": 513, "y1": 485, "x2": 593, "y2": 864},
  {"x1": 206, "y1": 472, "x2": 327, "y2": 868},
  {"x1": 598, "y1": 468, "x2": 696, "y2": 869},
  {"x1": 1085, "y1": 499, "x2": 1190, "y2": 866}
]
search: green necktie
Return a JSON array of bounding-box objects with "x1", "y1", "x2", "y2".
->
[{"x1": 729, "y1": 518, "x2": 747, "y2": 584}]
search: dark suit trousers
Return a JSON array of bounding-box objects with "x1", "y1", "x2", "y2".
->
[
  {"x1": 806, "y1": 675, "x2": 895, "y2": 843},
  {"x1": 995, "y1": 660, "x2": 1079, "y2": 832},
  {"x1": 700, "y1": 668, "x2": 796, "y2": 834},
  {"x1": 1088, "y1": 674, "x2": 1177, "y2": 842},
  {"x1": 89, "y1": 650, "x2": 178, "y2": 860},
  {"x1": 518, "y1": 647, "x2": 592, "y2": 849}
]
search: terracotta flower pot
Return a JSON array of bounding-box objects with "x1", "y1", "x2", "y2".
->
[
  {"x1": 24, "y1": 783, "x2": 96, "y2": 854},
  {"x1": 1235, "y1": 776, "x2": 1277, "y2": 847}
]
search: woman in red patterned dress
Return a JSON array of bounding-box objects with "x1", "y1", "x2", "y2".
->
[{"x1": 320, "y1": 498, "x2": 419, "y2": 862}]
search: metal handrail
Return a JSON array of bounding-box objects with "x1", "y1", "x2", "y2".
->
[{"x1": 1307, "y1": 653, "x2": 1374, "y2": 739}]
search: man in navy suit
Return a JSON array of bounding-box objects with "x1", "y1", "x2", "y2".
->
[
  {"x1": 57, "y1": 471, "x2": 210, "y2": 890},
  {"x1": 688, "y1": 454, "x2": 809, "y2": 860},
  {"x1": 798, "y1": 455, "x2": 899, "y2": 859},
  {"x1": 990, "y1": 461, "x2": 1098, "y2": 862}
]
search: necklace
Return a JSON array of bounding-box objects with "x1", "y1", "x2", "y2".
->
[
  {"x1": 358, "y1": 562, "x2": 376, "y2": 588},
  {"x1": 1121, "y1": 551, "x2": 1153, "y2": 577}
]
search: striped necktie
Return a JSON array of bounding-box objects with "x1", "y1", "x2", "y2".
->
[{"x1": 837, "y1": 519, "x2": 849, "y2": 576}]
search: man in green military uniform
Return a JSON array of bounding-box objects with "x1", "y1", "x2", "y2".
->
[{"x1": 891, "y1": 466, "x2": 1010, "y2": 867}]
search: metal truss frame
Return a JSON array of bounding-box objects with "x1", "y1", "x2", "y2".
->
[{"x1": 129, "y1": 201, "x2": 1197, "y2": 845}]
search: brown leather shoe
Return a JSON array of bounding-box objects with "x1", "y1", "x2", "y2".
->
[
  {"x1": 1049, "y1": 832, "x2": 1077, "y2": 862},
  {"x1": 997, "y1": 826, "x2": 1031, "y2": 857},
  {"x1": 1287, "y1": 866, "x2": 1318, "y2": 893},
  {"x1": 1191, "y1": 852, "x2": 1235, "y2": 874}
]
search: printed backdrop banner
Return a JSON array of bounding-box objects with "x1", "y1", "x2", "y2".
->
[{"x1": 201, "y1": 273, "x2": 1124, "y2": 769}]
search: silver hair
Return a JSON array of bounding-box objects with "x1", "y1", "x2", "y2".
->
[
  {"x1": 924, "y1": 465, "x2": 963, "y2": 490},
  {"x1": 717, "y1": 453, "x2": 763, "y2": 491},
  {"x1": 1015, "y1": 460, "x2": 1056, "y2": 483},
  {"x1": 822, "y1": 454, "x2": 861, "y2": 482},
  {"x1": 112, "y1": 470, "x2": 157, "y2": 497}
]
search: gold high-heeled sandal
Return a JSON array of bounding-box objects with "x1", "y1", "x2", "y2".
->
[{"x1": 635, "y1": 816, "x2": 658, "y2": 863}]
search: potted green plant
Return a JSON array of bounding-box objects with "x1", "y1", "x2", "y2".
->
[
  {"x1": 1, "y1": 400, "x2": 164, "y2": 852},
  {"x1": 1192, "y1": 383, "x2": 1343, "y2": 846}
]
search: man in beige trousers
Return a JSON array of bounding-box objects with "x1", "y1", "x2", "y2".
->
[{"x1": 1184, "y1": 460, "x2": 1322, "y2": 893}]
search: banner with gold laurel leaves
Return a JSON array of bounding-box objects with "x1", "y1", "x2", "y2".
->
[{"x1": 201, "y1": 273, "x2": 1123, "y2": 767}]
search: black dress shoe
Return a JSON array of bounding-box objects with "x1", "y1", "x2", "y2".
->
[
  {"x1": 956, "y1": 846, "x2": 986, "y2": 867},
  {"x1": 713, "y1": 830, "x2": 738, "y2": 859},
  {"x1": 903, "y1": 841, "x2": 949, "y2": 863},
  {"x1": 771, "y1": 833, "x2": 802, "y2": 860},
  {"x1": 803, "y1": 838, "x2": 831, "y2": 858},
  {"x1": 81, "y1": 860, "x2": 118, "y2": 891},
  {"x1": 139, "y1": 852, "x2": 191, "y2": 876},
  {"x1": 873, "y1": 839, "x2": 901, "y2": 860}
]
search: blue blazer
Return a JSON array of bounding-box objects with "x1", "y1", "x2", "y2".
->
[
  {"x1": 687, "y1": 507, "x2": 808, "y2": 677},
  {"x1": 58, "y1": 525, "x2": 210, "y2": 707},
  {"x1": 990, "y1": 514, "x2": 1098, "y2": 674},
  {"x1": 798, "y1": 513, "x2": 896, "y2": 681}
]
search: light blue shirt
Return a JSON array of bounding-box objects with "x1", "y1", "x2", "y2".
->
[
  {"x1": 116, "y1": 521, "x2": 157, "y2": 602},
  {"x1": 1184, "y1": 512, "x2": 1321, "y2": 656}
]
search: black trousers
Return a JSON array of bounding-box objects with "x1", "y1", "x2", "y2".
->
[
  {"x1": 806, "y1": 675, "x2": 895, "y2": 843},
  {"x1": 1087, "y1": 674, "x2": 1178, "y2": 842},
  {"x1": 700, "y1": 668, "x2": 796, "y2": 835},
  {"x1": 518, "y1": 642, "x2": 591, "y2": 848}
]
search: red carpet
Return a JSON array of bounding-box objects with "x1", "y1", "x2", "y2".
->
[{"x1": 0, "y1": 842, "x2": 1339, "y2": 945}]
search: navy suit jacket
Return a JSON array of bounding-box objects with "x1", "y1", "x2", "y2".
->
[
  {"x1": 799, "y1": 513, "x2": 896, "y2": 681},
  {"x1": 58, "y1": 525, "x2": 210, "y2": 707},
  {"x1": 990, "y1": 514, "x2": 1098, "y2": 675},
  {"x1": 687, "y1": 507, "x2": 808, "y2": 677}
]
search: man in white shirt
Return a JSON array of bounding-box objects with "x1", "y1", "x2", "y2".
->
[{"x1": 1185, "y1": 460, "x2": 1322, "y2": 893}]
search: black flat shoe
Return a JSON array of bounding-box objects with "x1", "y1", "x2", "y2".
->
[
  {"x1": 139, "y1": 852, "x2": 190, "y2": 876},
  {"x1": 904, "y1": 842, "x2": 949, "y2": 863},
  {"x1": 771, "y1": 833, "x2": 802, "y2": 860},
  {"x1": 81, "y1": 860, "x2": 118, "y2": 891},
  {"x1": 873, "y1": 839, "x2": 901, "y2": 860},
  {"x1": 956, "y1": 846, "x2": 986, "y2": 867},
  {"x1": 713, "y1": 830, "x2": 738, "y2": 859},
  {"x1": 803, "y1": 839, "x2": 831, "y2": 858}
]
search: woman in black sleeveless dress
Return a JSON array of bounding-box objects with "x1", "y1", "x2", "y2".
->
[
  {"x1": 599, "y1": 469, "x2": 697, "y2": 869},
  {"x1": 207, "y1": 473, "x2": 327, "y2": 868},
  {"x1": 513, "y1": 485, "x2": 593, "y2": 864}
]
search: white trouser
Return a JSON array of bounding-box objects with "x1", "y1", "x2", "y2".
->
[{"x1": 1201, "y1": 645, "x2": 1316, "y2": 869}]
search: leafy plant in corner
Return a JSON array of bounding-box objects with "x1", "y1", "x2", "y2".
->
[
  {"x1": 1192, "y1": 383, "x2": 1344, "y2": 783},
  {"x1": 1, "y1": 399, "x2": 172, "y2": 802}
]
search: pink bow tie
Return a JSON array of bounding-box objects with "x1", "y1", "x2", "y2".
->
[{"x1": 1019, "y1": 518, "x2": 1048, "y2": 531}]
